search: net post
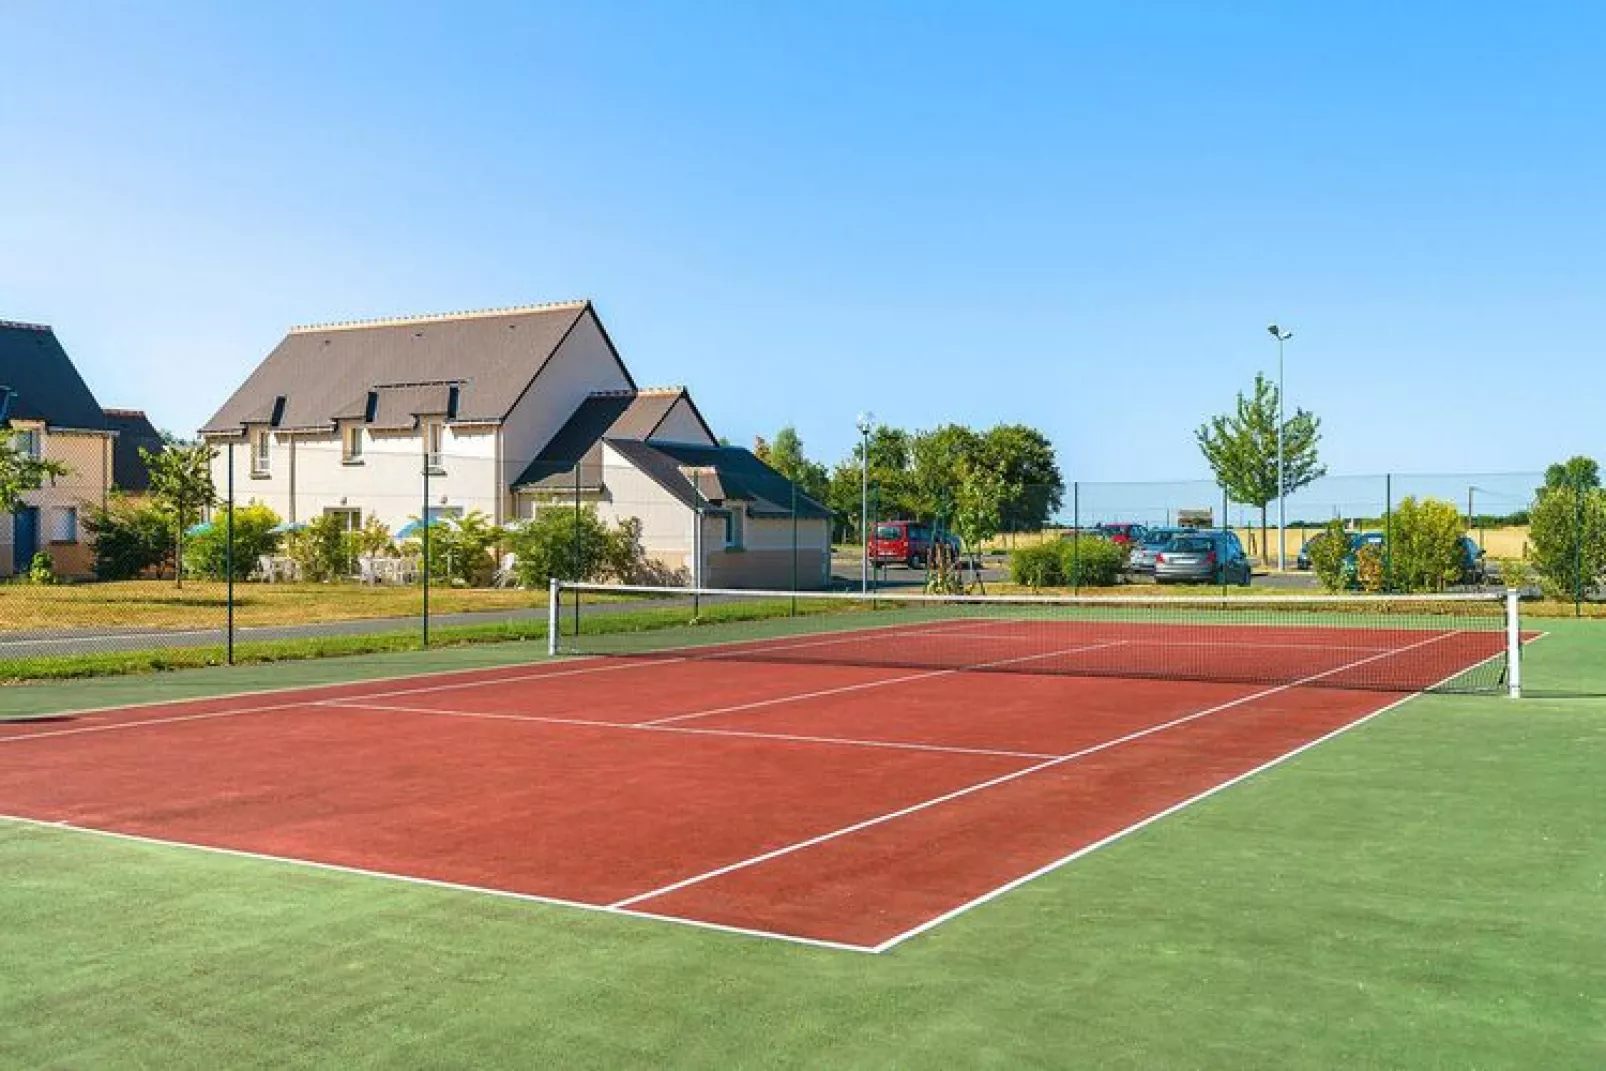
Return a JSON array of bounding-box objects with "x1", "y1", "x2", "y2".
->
[
  {"x1": 1506, "y1": 587, "x2": 1522, "y2": 699},
  {"x1": 548, "y1": 576, "x2": 561, "y2": 657}
]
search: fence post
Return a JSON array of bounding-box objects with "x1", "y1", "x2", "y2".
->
[
  {"x1": 547, "y1": 575, "x2": 560, "y2": 656},
  {"x1": 1072, "y1": 480, "x2": 1080, "y2": 594},
  {"x1": 1506, "y1": 587, "x2": 1522, "y2": 699},
  {"x1": 1384, "y1": 473, "x2": 1393, "y2": 593},
  {"x1": 1575, "y1": 472, "x2": 1586, "y2": 618},
  {"x1": 422, "y1": 450, "x2": 431, "y2": 649},
  {"x1": 1220, "y1": 483, "x2": 1228, "y2": 597},
  {"x1": 572, "y1": 460, "x2": 582, "y2": 638},
  {"x1": 790, "y1": 480, "x2": 798, "y2": 615},
  {"x1": 226, "y1": 441, "x2": 235, "y2": 666}
]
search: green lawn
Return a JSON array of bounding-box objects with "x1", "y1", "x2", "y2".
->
[{"x1": 1, "y1": 622, "x2": 1602, "y2": 1067}]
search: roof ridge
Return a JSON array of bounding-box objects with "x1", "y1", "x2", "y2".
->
[
  {"x1": 0, "y1": 319, "x2": 52, "y2": 332},
  {"x1": 102, "y1": 407, "x2": 149, "y2": 417},
  {"x1": 633, "y1": 385, "x2": 686, "y2": 396},
  {"x1": 587, "y1": 388, "x2": 637, "y2": 398},
  {"x1": 288, "y1": 300, "x2": 589, "y2": 334}
]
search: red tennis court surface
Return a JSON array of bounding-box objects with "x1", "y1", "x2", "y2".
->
[{"x1": 0, "y1": 620, "x2": 1510, "y2": 952}]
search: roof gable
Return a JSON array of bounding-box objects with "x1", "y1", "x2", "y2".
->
[
  {"x1": 201, "y1": 301, "x2": 609, "y2": 435},
  {"x1": 0, "y1": 321, "x2": 109, "y2": 430},
  {"x1": 599, "y1": 439, "x2": 833, "y2": 519},
  {"x1": 102, "y1": 408, "x2": 164, "y2": 492},
  {"x1": 512, "y1": 388, "x2": 711, "y2": 489}
]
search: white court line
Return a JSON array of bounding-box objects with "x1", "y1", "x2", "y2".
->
[
  {"x1": 914, "y1": 630, "x2": 1399, "y2": 652},
  {"x1": 637, "y1": 640, "x2": 1128, "y2": 727},
  {"x1": 870, "y1": 633, "x2": 1521, "y2": 951},
  {"x1": 0, "y1": 813, "x2": 877, "y2": 955},
  {"x1": 322, "y1": 701, "x2": 1060, "y2": 761},
  {"x1": 607, "y1": 630, "x2": 1461, "y2": 910}
]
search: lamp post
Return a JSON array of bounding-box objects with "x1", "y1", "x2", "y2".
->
[
  {"x1": 856, "y1": 411, "x2": 874, "y2": 593},
  {"x1": 1267, "y1": 324, "x2": 1294, "y2": 571}
]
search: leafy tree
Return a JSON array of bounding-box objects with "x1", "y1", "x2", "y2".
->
[
  {"x1": 421, "y1": 510, "x2": 503, "y2": 585},
  {"x1": 764, "y1": 426, "x2": 829, "y2": 504},
  {"x1": 0, "y1": 426, "x2": 70, "y2": 514},
  {"x1": 1388, "y1": 496, "x2": 1465, "y2": 592},
  {"x1": 950, "y1": 461, "x2": 1008, "y2": 592},
  {"x1": 1542, "y1": 456, "x2": 1600, "y2": 492},
  {"x1": 287, "y1": 513, "x2": 352, "y2": 582},
  {"x1": 1528, "y1": 481, "x2": 1606, "y2": 600},
  {"x1": 85, "y1": 498, "x2": 174, "y2": 580},
  {"x1": 352, "y1": 515, "x2": 394, "y2": 558},
  {"x1": 1196, "y1": 373, "x2": 1326, "y2": 563},
  {"x1": 980, "y1": 424, "x2": 1064, "y2": 534},
  {"x1": 185, "y1": 503, "x2": 283, "y2": 581},
  {"x1": 143, "y1": 442, "x2": 217, "y2": 588},
  {"x1": 909, "y1": 424, "x2": 983, "y2": 523}
]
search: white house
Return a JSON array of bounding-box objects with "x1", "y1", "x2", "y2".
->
[{"x1": 199, "y1": 301, "x2": 832, "y2": 587}]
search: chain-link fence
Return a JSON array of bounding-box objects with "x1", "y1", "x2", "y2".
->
[{"x1": 2, "y1": 453, "x2": 1601, "y2": 693}]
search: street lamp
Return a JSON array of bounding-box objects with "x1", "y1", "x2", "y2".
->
[
  {"x1": 856, "y1": 411, "x2": 875, "y2": 593},
  {"x1": 1267, "y1": 324, "x2": 1294, "y2": 571}
]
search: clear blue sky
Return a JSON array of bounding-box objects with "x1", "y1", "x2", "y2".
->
[{"x1": 5, "y1": 2, "x2": 1602, "y2": 482}]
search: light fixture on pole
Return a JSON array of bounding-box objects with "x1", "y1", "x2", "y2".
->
[
  {"x1": 1267, "y1": 324, "x2": 1294, "y2": 571},
  {"x1": 855, "y1": 411, "x2": 875, "y2": 593}
]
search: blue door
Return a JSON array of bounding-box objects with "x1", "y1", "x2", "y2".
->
[{"x1": 11, "y1": 506, "x2": 38, "y2": 575}]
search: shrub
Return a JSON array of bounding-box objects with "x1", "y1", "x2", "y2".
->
[
  {"x1": 184, "y1": 503, "x2": 283, "y2": 580},
  {"x1": 1387, "y1": 496, "x2": 1465, "y2": 593},
  {"x1": 509, "y1": 505, "x2": 653, "y2": 588},
  {"x1": 1061, "y1": 536, "x2": 1125, "y2": 588},
  {"x1": 417, "y1": 510, "x2": 503, "y2": 586},
  {"x1": 1354, "y1": 542, "x2": 1386, "y2": 593},
  {"x1": 288, "y1": 513, "x2": 352, "y2": 582},
  {"x1": 28, "y1": 551, "x2": 55, "y2": 584},
  {"x1": 85, "y1": 499, "x2": 173, "y2": 580},
  {"x1": 1527, "y1": 484, "x2": 1606, "y2": 599},
  {"x1": 1308, "y1": 521, "x2": 1352, "y2": 593},
  {"x1": 1010, "y1": 542, "x2": 1063, "y2": 589}
]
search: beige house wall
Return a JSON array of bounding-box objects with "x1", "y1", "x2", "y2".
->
[{"x1": 1, "y1": 422, "x2": 113, "y2": 578}]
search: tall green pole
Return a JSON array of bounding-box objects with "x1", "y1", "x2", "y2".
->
[
  {"x1": 422, "y1": 450, "x2": 431, "y2": 648},
  {"x1": 226, "y1": 441, "x2": 235, "y2": 666},
  {"x1": 1384, "y1": 473, "x2": 1393, "y2": 593},
  {"x1": 1575, "y1": 473, "x2": 1585, "y2": 618}
]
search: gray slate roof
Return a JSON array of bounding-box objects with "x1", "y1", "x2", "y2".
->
[
  {"x1": 603, "y1": 439, "x2": 834, "y2": 519},
  {"x1": 102, "y1": 409, "x2": 164, "y2": 492},
  {"x1": 0, "y1": 320, "x2": 110, "y2": 431},
  {"x1": 513, "y1": 388, "x2": 709, "y2": 489},
  {"x1": 202, "y1": 301, "x2": 624, "y2": 434}
]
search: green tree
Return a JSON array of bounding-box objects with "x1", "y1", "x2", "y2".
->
[
  {"x1": 0, "y1": 426, "x2": 70, "y2": 514},
  {"x1": 1528, "y1": 482, "x2": 1606, "y2": 601},
  {"x1": 950, "y1": 461, "x2": 1008, "y2": 592},
  {"x1": 980, "y1": 424, "x2": 1064, "y2": 534},
  {"x1": 288, "y1": 513, "x2": 350, "y2": 582},
  {"x1": 509, "y1": 505, "x2": 645, "y2": 587},
  {"x1": 1388, "y1": 496, "x2": 1466, "y2": 593},
  {"x1": 143, "y1": 442, "x2": 217, "y2": 588},
  {"x1": 1542, "y1": 456, "x2": 1600, "y2": 492},
  {"x1": 909, "y1": 424, "x2": 982, "y2": 522},
  {"x1": 1196, "y1": 373, "x2": 1326, "y2": 563},
  {"x1": 764, "y1": 426, "x2": 829, "y2": 504}
]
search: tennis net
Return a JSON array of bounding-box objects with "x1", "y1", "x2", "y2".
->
[{"x1": 549, "y1": 583, "x2": 1522, "y2": 696}]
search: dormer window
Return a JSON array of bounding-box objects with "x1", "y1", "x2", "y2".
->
[
  {"x1": 424, "y1": 419, "x2": 445, "y2": 472},
  {"x1": 251, "y1": 429, "x2": 271, "y2": 475},
  {"x1": 342, "y1": 424, "x2": 364, "y2": 463}
]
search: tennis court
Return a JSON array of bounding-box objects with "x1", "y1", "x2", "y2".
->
[{"x1": 0, "y1": 589, "x2": 1524, "y2": 952}]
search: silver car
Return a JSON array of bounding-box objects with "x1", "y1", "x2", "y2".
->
[
  {"x1": 1154, "y1": 530, "x2": 1252, "y2": 586},
  {"x1": 1129, "y1": 527, "x2": 1188, "y2": 575}
]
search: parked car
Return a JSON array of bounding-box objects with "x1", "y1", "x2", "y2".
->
[
  {"x1": 1154, "y1": 530, "x2": 1252, "y2": 586},
  {"x1": 1129, "y1": 527, "x2": 1188, "y2": 574},
  {"x1": 1458, "y1": 536, "x2": 1488, "y2": 585},
  {"x1": 868, "y1": 521, "x2": 959, "y2": 568},
  {"x1": 1093, "y1": 522, "x2": 1148, "y2": 548}
]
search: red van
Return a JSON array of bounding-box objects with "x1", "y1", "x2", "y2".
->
[{"x1": 868, "y1": 521, "x2": 960, "y2": 568}]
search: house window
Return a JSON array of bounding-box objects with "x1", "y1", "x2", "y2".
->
[
  {"x1": 342, "y1": 425, "x2": 364, "y2": 463},
  {"x1": 323, "y1": 507, "x2": 362, "y2": 532},
  {"x1": 52, "y1": 506, "x2": 78, "y2": 544},
  {"x1": 424, "y1": 420, "x2": 445, "y2": 472},
  {"x1": 724, "y1": 507, "x2": 744, "y2": 549},
  {"x1": 14, "y1": 429, "x2": 41, "y2": 459},
  {"x1": 251, "y1": 429, "x2": 271, "y2": 475}
]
